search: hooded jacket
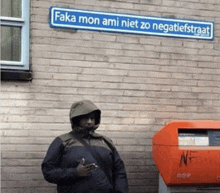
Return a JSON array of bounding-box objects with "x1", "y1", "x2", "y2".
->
[{"x1": 42, "y1": 100, "x2": 129, "y2": 193}]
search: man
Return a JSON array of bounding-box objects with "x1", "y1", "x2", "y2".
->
[{"x1": 42, "y1": 100, "x2": 129, "y2": 193}]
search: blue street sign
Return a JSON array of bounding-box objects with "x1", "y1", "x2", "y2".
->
[{"x1": 49, "y1": 7, "x2": 214, "y2": 40}]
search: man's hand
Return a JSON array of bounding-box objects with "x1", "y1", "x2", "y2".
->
[{"x1": 76, "y1": 158, "x2": 97, "y2": 176}]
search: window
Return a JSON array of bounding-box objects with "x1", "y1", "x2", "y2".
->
[{"x1": 1, "y1": 0, "x2": 31, "y2": 80}]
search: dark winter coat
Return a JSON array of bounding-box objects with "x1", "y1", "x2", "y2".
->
[{"x1": 41, "y1": 100, "x2": 128, "y2": 193}]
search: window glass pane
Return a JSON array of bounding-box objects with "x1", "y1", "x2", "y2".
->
[
  {"x1": 1, "y1": 26, "x2": 21, "y2": 61},
  {"x1": 1, "y1": 0, "x2": 21, "y2": 18}
]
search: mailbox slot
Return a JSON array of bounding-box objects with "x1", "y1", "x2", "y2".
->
[
  {"x1": 178, "y1": 129, "x2": 209, "y2": 146},
  {"x1": 178, "y1": 129, "x2": 220, "y2": 146}
]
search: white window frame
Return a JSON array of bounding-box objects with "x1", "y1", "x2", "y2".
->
[{"x1": 0, "y1": 0, "x2": 30, "y2": 70}]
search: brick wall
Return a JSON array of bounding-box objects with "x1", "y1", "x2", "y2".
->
[{"x1": 1, "y1": 0, "x2": 220, "y2": 192}]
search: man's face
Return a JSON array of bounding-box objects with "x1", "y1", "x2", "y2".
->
[{"x1": 78, "y1": 112, "x2": 96, "y2": 131}]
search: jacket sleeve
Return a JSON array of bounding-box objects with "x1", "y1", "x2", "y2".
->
[
  {"x1": 41, "y1": 137, "x2": 82, "y2": 185},
  {"x1": 112, "y1": 147, "x2": 129, "y2": 193}
]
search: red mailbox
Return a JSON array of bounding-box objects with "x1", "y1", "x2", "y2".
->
[{"x1": 152, "y1": 120, "x2": 220, "y2": 186}]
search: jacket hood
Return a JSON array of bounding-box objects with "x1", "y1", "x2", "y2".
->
[{"x1": 69, "y1": 100, "x2": 101, "y2": 130}]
